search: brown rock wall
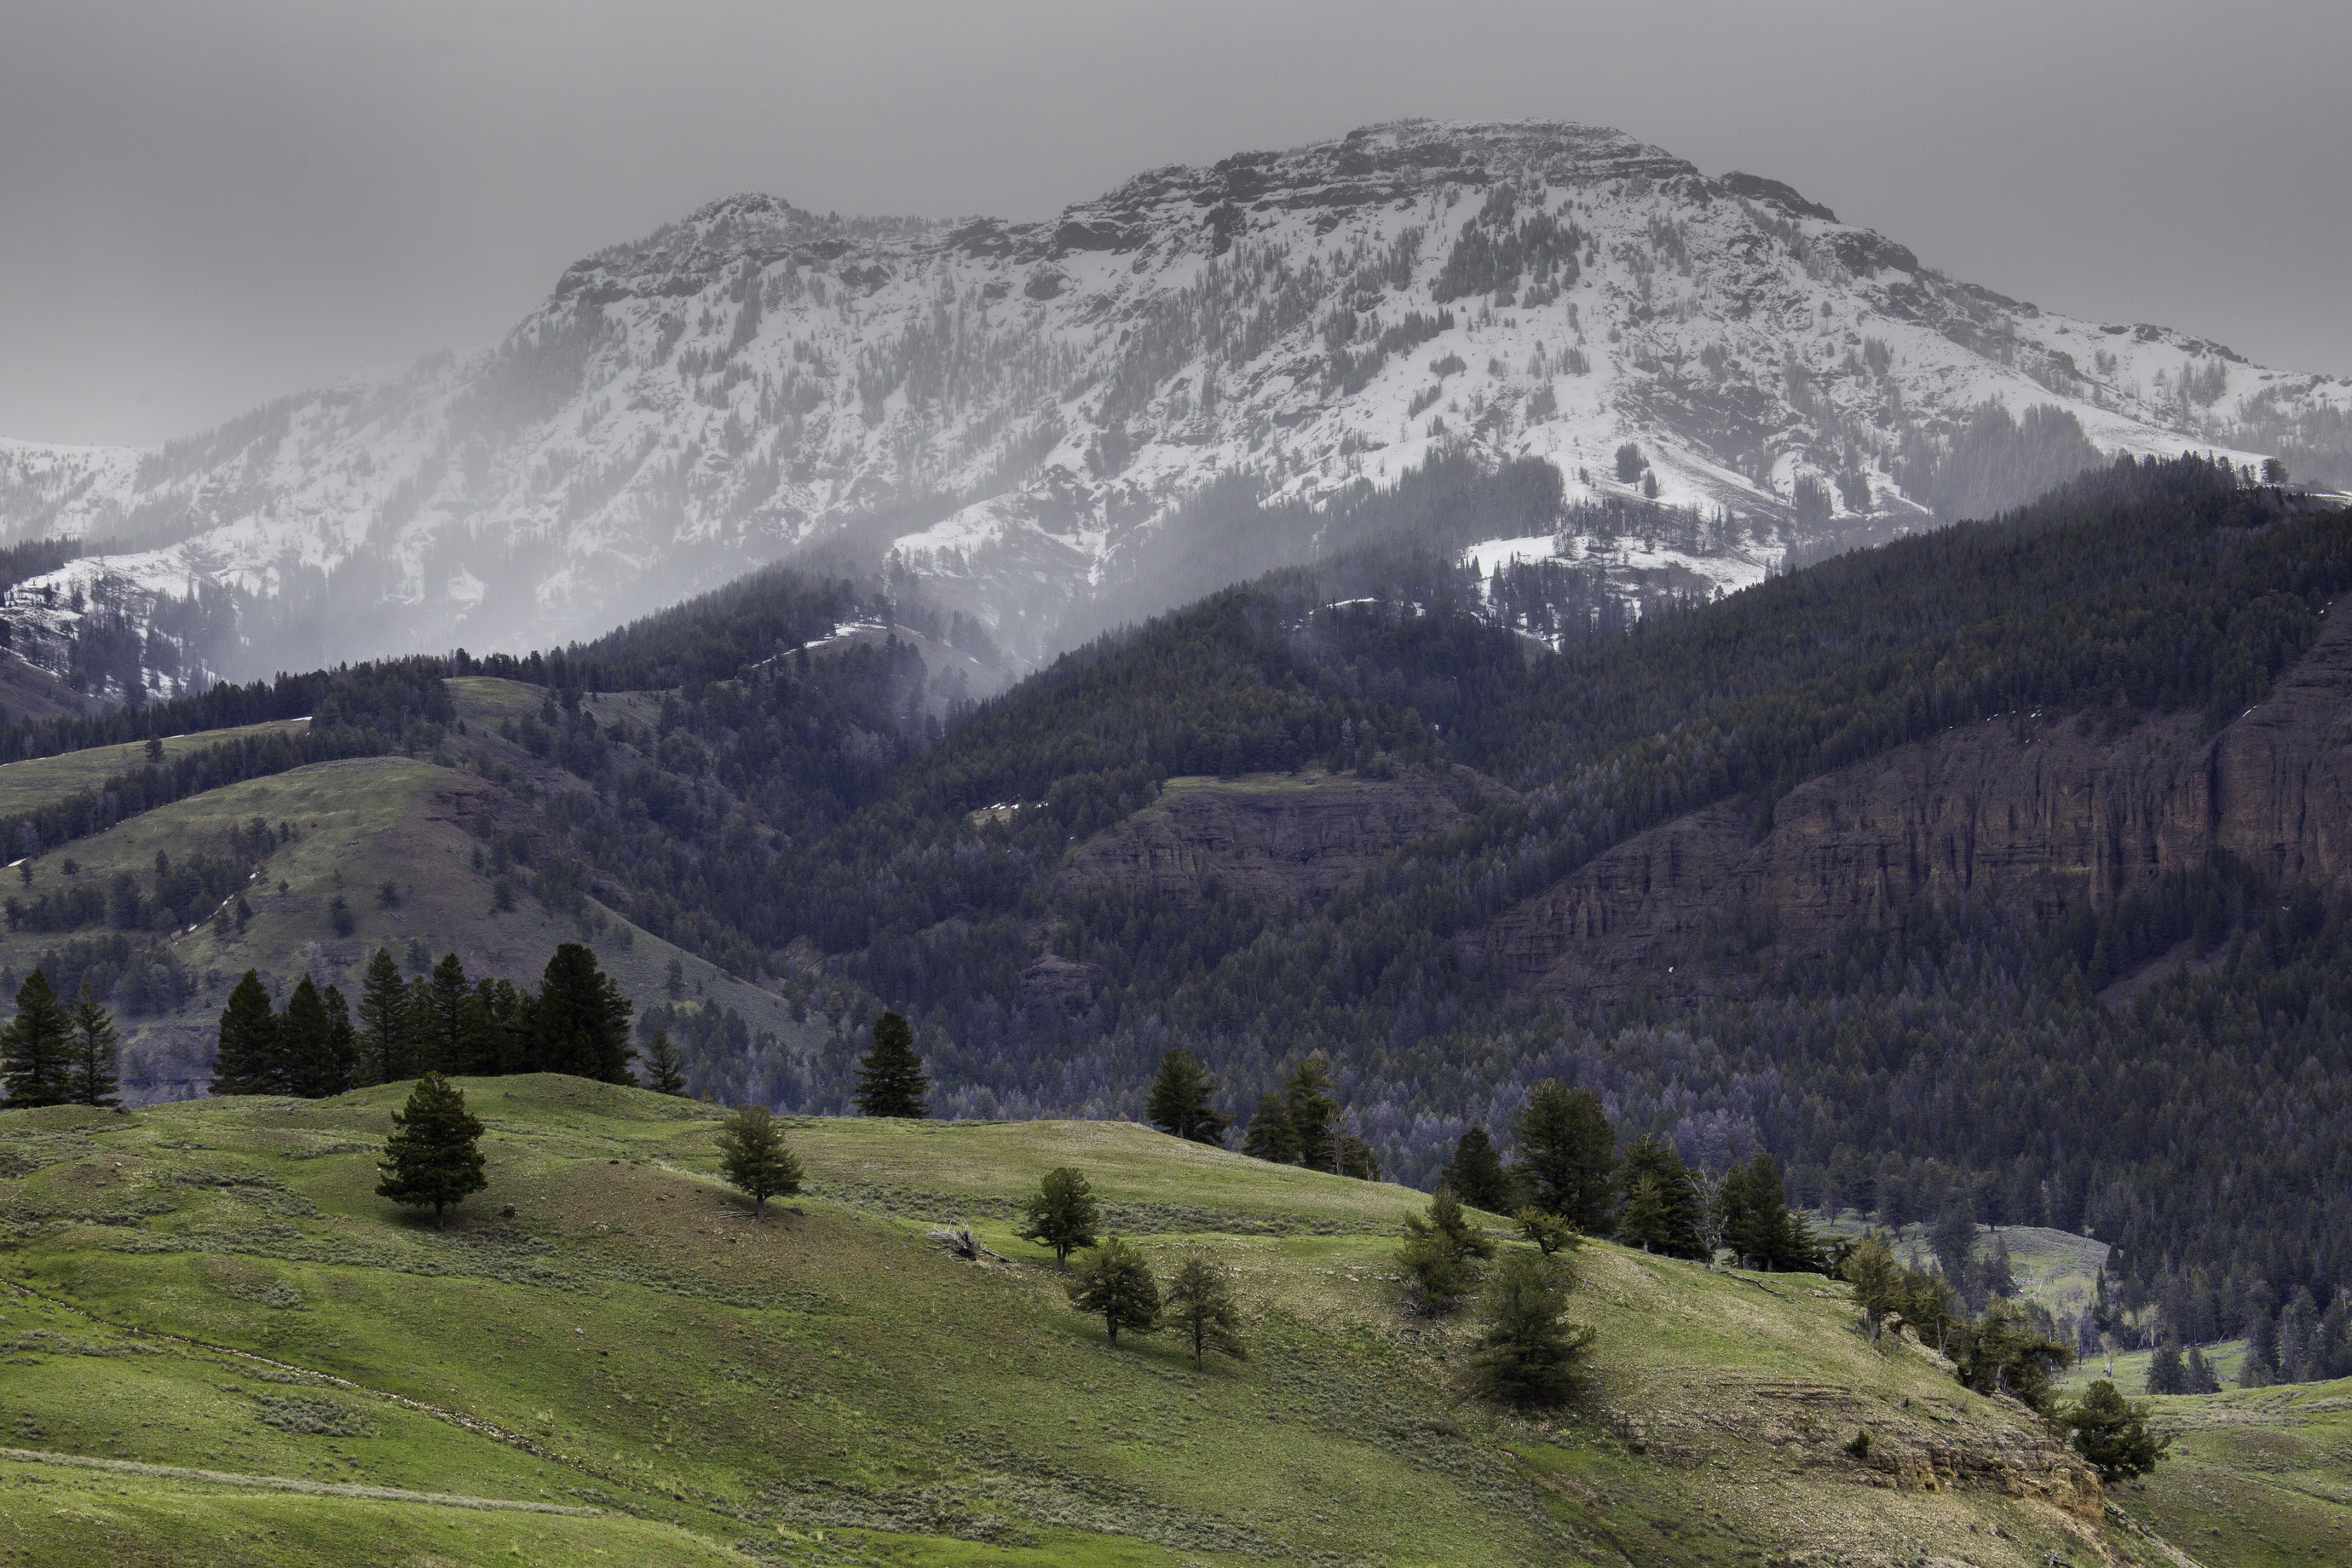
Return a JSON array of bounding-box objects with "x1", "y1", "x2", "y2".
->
[{"x1": 1486, "y1": 602, "x2": 2352, "y2": 1006}]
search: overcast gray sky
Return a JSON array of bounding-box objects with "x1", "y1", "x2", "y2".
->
[{"x1": 3, "y1": 0, "x2": 2346, "y2": 448}]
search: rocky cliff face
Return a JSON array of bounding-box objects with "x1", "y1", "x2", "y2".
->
[
  {"x1": 1483, "y1": 602, "x2": 2352, "y2": 1004},
  {"x1": 1058, "y1": 765, "x2": 1513, "y2": 912}
]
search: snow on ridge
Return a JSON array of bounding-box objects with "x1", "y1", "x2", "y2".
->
[{"x1": 0, "y1": 117, "x2": 2340, "y2": 685}]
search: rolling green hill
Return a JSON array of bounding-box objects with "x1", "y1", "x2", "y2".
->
[
  {"x1": 0, "y1": 753, "x2": 814, "y2": 1102},
  {"x1": 0, "y1": 1075, "x2": 2235, "y2": 1568}
]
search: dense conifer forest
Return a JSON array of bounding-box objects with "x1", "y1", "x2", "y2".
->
[{"x1": 1, "y1": 449, "x2": 2343, "y2": 1368}]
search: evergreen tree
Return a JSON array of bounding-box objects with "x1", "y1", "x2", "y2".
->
[
  {"x1": 1842, "y1": 1233, "x2": 1906, "y2": 1346},
  {"x1": 374, "y1": 1072, "x2": 487, "y2": 1228},
  {"x1": 64, "y1": 985, "x2": 119, "y2": 1109},
  {"x1": 1931, "y1": 1200, "x2": 1980, "y2": 1308},
  {"x1": 1442, "y1": 1126, "x2": 1514, "y2": 1213},
  {"x1": 1019, "y1": 1166, "x2": 1100, "y2": 1271},
  {"x1": 210, "y1": 970, "x2": 281, "y2": 1096},
  {"x1": 1240, "y1": 1092, "x2": 1297, "y2": 1162},
  {"x1": 1164, "y1": 1255, "x2": 1247, "y2": 1369},
  {"x1": 640, "y1": 1028, "x2": 689, "y2": 1096},
  {"x1": 320, "y1": 983, "x2": 359, "y2": 1097},
  {"x1": 1513, "y1": 1081, "x2": 1616, "y2": 1231},
  {"x1": 1515, "y1": 1207, "x2": 1578, "y2": 1257},
  {"x1": 1953, "y1": 1300, "x2": 2072, "y2": 1411},
  {"x1": 1721, "y1": 1152, "x2": 1816, "y2": 1271},
  {"x1": 1144, "y1": 1049, "x2": 1231, "y2": 1145},
  {"x1": 533, "y1": 943, "x2": 633, "y2": 1082},
  {"x1": 0, "y1": 970, "x2": 73, "y2": 1107},
  {"x1": 280, "y1": 975, "x2": 338, "y2": 1098},
  {"x1": 356, "y1": 948, "x2": 412, "y2": 1085},
  {"x1": 1397, "y1": 1185, "x2": 1494, "y2": 1317},
  {"x1": 416, "y1": 953, "x2": 472, "y2": 1075},
  {"x1": 853, "y1": 1010, "x2": 928, "y2": 1117},
  {"x1": 1066, "y1": 1236, "x2": 1160, "y2": 1348},
  {"x1": 2147, "y1": 1340, "x2": 2186, "y2": 1395},
  {"x1": 714, "y1": 1103, "x2": 802, "y2": 1219},
  {"x1": 1615, "y1": 1136, "x2": 1706, "y2": 1258},
  {"x1": 1471, "y1": 1252, "x2": 1594, "y2": 1408},
  {"x1": 2062, "y1": 1380, "x2": 2170, "y2": 1483},
  {"x1": 1280, "y1": 1056, "x2": 1341, "y2": 1170},
  {"x1": 2184, "y1": 1345, "x2": 2222, "y2": 1394}
]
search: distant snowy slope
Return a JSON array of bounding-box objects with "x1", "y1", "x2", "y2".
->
[{"x1": 3, "y1": 118, "x2": 2343, "y2": 689}]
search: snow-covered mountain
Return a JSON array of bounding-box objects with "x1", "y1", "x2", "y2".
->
[{"x1": 3, "y1": 118, "x2": 2344, "y2": 688}]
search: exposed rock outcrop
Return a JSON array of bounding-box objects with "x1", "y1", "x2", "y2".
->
[
  {"x1": 1484, "y1": 602, "x2": 2352, "y2": 1005},
  {"x1": 1058, "y1": 765, "x2": 1513, "y2": 912}
]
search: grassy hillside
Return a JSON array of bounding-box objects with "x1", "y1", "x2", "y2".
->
[
  {"x1": 0, "y1": 718, "x2": 312, "y2": 817},
  {"x1": 0, "y1": 754, "x2": 811, "y2": 1101},
  {"x1": 2116, "y1": 1380, "x2": 2352, "y2": 1566},
  {"x1": 0, "y1": 1077, "x2": 2209, "y2": 1568}
]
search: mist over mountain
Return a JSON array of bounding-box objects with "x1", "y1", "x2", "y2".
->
[{"x1": 0, "y1": 118, "x2": 2343, "y2": 698}]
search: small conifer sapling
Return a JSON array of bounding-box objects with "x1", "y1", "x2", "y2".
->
[
  {"x1": 715, "y1": 1103, "x2": 803, "y2": 1220},
  {"x1": 1067, "y1": 1236, "x2": 1161, "y2": 1348},
  {"x1": 1019, "y1": 1166, "x2": 1100, "y2": 1271}
]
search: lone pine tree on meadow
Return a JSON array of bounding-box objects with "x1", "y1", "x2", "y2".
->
[
  {"x1": 0, "y1": 970, "x2": 73, "y2": 1107},
  {"x1": 640, "y1": 1028, "x2": 689, "y2": 1096},
  {"x1": 375, "y1": 1072, "x2": 487, "y2": 1229},
  {"x1": 854, "y1": 1011, "x2": 928, "y2": 1117},
  {"x1": 1165, "y1": 1255, "x2": 1247, "y2": 1370},
  {"x1": 1144, "y1": 1049, "x2": 1231, "y2": 1145},
  {"x1": 715, "y1": 1103, "x2": 803, "y2": 1220},
  {"x1": 1067, "y1": 1236, "x2": 1161, "y2": 1348},
  {"x1": 1397, "y1": 1185, "x2": 1495, "y2": 1317},
  {"x1": 65, "y1": 986, "x2": 120, "y2": 1109},
  {"x1": 1471, "y1": 1252, "x2": 1594, "y2": 1409},
  {"x1": 1019, "y1": 1165, "x2": 1100, "y2": 1271},
  {"x1": 2063, "y1": 1380, "x2": 2171, "y2": 1484}
]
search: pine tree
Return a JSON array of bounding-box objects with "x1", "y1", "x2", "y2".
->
[
  {"x1": 2062, "y1": 1380, "x2": 2170, "y2": 1483},
  {"x1": 0, "y1": 970, "x2": 73, "y2": 1107},
  {"x1": 713, "y1": 1103, "x2": 802, "y2": 1219},
  {"x1": 320, "y1": 984, "x2": 359, "y2": 1097},
  {"x1": 1471, "y1": 1252, "x2": 1593, "y2": 1408},
  {"x1": 2185, "y1": 1345, "x2": 2222, "y2": 1394},
  {"x1": 357, "y1": 948, "x2": 411, "y2": 1085},
  {"x1": 1280, "y1": 1057, "x2": 1340, "y2": 1169},
  {"x1": 210, "y1": 971, "x2": 281, "y2": 1096},
  {"x1": 64, "y1": 985, "x2": 119, "y2": 1109},
  {"x1": 1240, "y1": 1092, "x2": 1297, "y2": 1162},
  {"x1": 1164, "y1": 1254, "x2": 1247, "y2": 1369},
  {"x1": 280, "y1": 975, "x2": 338, "y2": 1099},
  {"x1": 416, "y1": 953, "x2": 472, "y2": 1075},
  {"x1": 1442, "y1": 1126, "x2": 1514, "y2": 1213},
  {"x1": 853, "y1": 1011, "x2": 928, "y2": 1117},
  {"x1": 640, "y1": 1028, "x2": 689, "y2": 1096},
  {"x1": 2147, "y1": 1340, "x2": 2186, "y2": 1395},
  {"x1": 1615, "y1": 1136, "x2": 1706, "y2": 1258},
  {"x1": 1842, "y1": 1233, "x2": 1906, "y2": 1346},
  {"x1": 1066, "y1": 1236, "x2": 1160, "y2": 1348},
  {"x1": 1397, "y1": 1185, "x2": 1494, "y2": 1317},
  {"x1": 533, "y1": 943, "x2": 632, "y2": 1082},
  {"x1": 1515, "y1": 1207, "x2": 1578, "y2": 1257},
  {"x1": 374, "y1": 1072, "x2": 487, "y2": 1228},
  {"x1": 1144, "y1": 1049, "x2": 1231, "y2": 1145},
  {"x1": 1019, "y1": 1166, "x2": 1100, "y2": 1271},
  {"x1": 1513, "y1": 1081, "x2": 1616, "y2": 1231}
]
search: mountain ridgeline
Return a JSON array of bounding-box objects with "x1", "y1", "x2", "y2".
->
[
  {"x1": 0, "y1": 449, "x2": 2346, "y2": 1357},
  {"x1": 1, "y1": 117, "x2": 2344, "y2": 700}
]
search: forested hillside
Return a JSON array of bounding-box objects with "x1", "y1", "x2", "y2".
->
[{"x1": 0, "y1": 450, "x2": 2344, "y2": 1372}]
